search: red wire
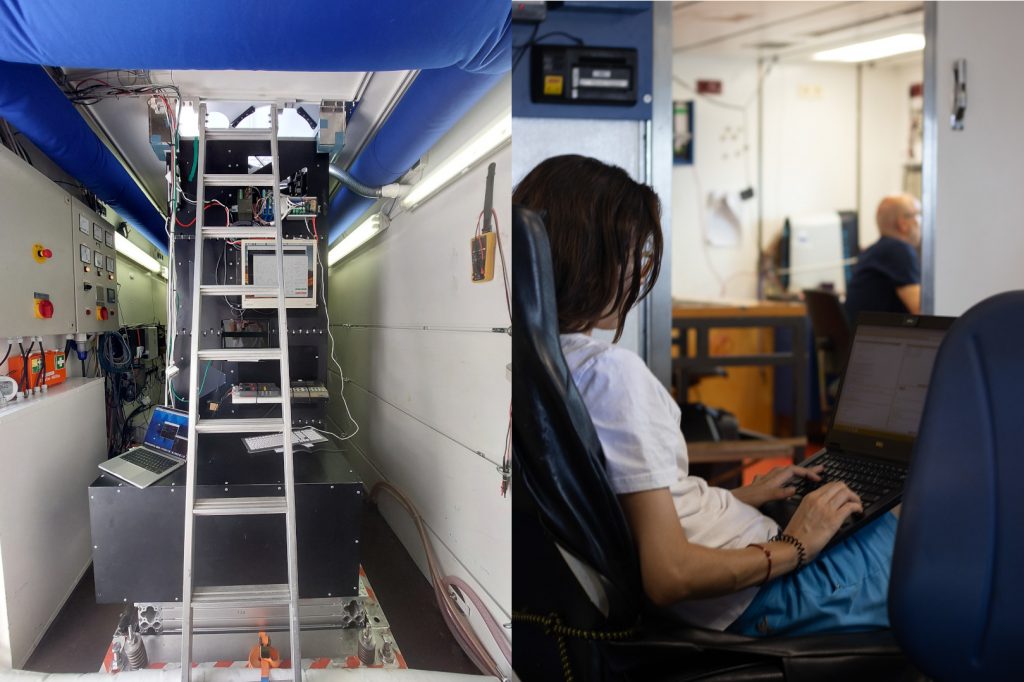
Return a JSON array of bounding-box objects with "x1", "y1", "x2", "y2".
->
[
  {"x1": 311, "y1": 216, "x2": 318, "y2": 239},
  {"x1": 490, "y1": 208, "x2": 511, "y2": 319},
  {"x1": 157, "y1": 94, "x2": 175, "y2": 128},
  {"x1": 174, "y1": 202, "x2": 229, "y2": 228}
]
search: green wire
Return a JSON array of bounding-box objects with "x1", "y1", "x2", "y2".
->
[
  {"x1": 188, "y1": 136, "x2": 198, "y2": 182},
  {"x1": 169, "y1": 360, "x2": 211, "y2": 405}
]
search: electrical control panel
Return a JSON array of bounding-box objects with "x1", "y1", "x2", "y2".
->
[
  {"x1": 531, "y1": 45, "x2": 638, "y2": 106},
  {"x1": 0, "y1": 146, "x2": 77, "y2": 336},
  {"x1": 71, "y1": 198, "x2": 119, "y2": 333}
]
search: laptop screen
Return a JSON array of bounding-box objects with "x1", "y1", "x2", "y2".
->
[
  {"x1": 832, "y1": 322, "x2": 947, "y2": 443},
  {"x1": 143, "y1": 407, "x2": 190, "y2": 458}
]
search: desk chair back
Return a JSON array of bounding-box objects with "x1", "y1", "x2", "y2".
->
[
  {"x1": 890, "y1": 290, "x2": 1024, "y2": 681},
  {"x1": 511, "y1": 205, "x2": 642, "y2": 679},
  {"x1": 802, "y1": 288, "x2": 851, "y2": 359}
]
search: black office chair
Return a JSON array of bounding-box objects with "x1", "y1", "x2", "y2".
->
[
  {"x1": 513, "y1": 206, "x2": 910, "y2": 681},
  {"x1": 890, "y1": 291, "x2": 1024, "y2": 681},
  {"x1": 803, "y1": 288, "x2": 852, "y2": 434}
]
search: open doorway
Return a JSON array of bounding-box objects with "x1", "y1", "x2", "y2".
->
[{"x1": 669, "y1": 1, "x2": 924, "y2": 446}]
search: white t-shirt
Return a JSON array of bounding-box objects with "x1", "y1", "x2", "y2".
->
[{"x1": 560, "y1": 332, "x2": 779, "y2": 630}]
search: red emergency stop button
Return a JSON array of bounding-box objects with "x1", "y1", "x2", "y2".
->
[
  {"x1": 98, "y1": 307, "x2": 109, "y2": 321},
  {"x1": 33, "y1": 243, "x2": 53, "y2": 263},
  {"x1": 35, "y1": 298, "x2": 54, "y2": 319}
]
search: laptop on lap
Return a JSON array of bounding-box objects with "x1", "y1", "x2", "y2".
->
[
  {"x1": 99, "y1": 406, "x2": 190, "y2": 488},
  {"x1": 763, "y1": 312, "x2": 954, "y2": 546}
]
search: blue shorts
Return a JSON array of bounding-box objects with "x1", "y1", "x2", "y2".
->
[{"x1": 728, "y1": 512, "x2": 898, "y2": 637}]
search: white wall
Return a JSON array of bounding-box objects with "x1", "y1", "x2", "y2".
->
[
  {"x1": 929, "y1": 2, "x2": 1024, "y2": 315},
  {"x1": 511, "y1": 116, "x2": 647, "y2": 356},
  {"x1": 671, "y1": 55, "x2": 921, "y2": 300},
  {"x1": 327, "y1": 82, "x2": 511, "y2": 676},
  {"x1": 860, "y1": 59, "x2": 923, "y2": 247},
  {"x1": 112, "y1": 221, "x2": 167, "y2": 329}
]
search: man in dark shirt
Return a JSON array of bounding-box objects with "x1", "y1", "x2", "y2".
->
[{"x1": 845, "y1": 194, "x2": 921, "y2": 323}]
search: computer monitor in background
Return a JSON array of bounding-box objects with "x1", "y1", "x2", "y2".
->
[{"x1": 780, "y1": 210, "x2": 859, "y2": 294}]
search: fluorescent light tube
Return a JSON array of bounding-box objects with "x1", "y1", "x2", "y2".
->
[
  {"x1": 813, "y1": 34, "x2": 925, "y2": 63},
  {"x1": 401, "y1": 109, "x2": 512, "y2": 209},
  {"x1": 328, "y1": 214, "x2": 383, "y2": 266},
  {"x1": 115, "y1": 232, "x2": 161, "y2": 273}
]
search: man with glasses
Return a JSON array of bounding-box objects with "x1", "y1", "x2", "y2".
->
[{"x1": 845, "y1": 194, "x2": 922, "y2": 322}]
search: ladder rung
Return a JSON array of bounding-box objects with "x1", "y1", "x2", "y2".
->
[
  {"x1": 196, "y1": 417, "x2": 285, "y2": 434},
  {"x1": 196, "y1": 348, "x2": 282, "y2": 361},
  {"x1": 192, "y1": 584, "x2": 291, "y2": 605},
  {"x1": 193, "y1": 496, "x2": 287, "y2": 516},
  {"x1": 201, "y1": 226, "x2": 280, "y2": 239},
  {"x1": 204, "y1": 173, "x2": 275, "y2": 187},
  {"x1": 205, "y1": 129, "x2": 272, "y2": 142},
  {"x1": 199, "y1": 284, "x2": 280, "y2": 297}
]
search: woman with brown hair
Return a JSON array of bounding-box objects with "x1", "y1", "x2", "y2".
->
[{"x1": 514, "y1": 154, "x2": 897, "y2": 636}]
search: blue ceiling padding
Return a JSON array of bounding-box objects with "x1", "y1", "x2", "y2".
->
[
  {"x1": 0, "y1": 0, "x2": 510, "y2": 75},
  {"x1": 0, "y1": 1, "x2": 510, "y2": 252},
  {"x1": 0, "y1": 60, "x2": 168, "y2": 253},
  {"x1": 327, "y1": 67, "x2": 504, "y2": 244}
]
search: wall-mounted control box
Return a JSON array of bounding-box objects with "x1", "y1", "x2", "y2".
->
[
  {"x1": 531, "y1": 45, "x2": 638, "y2": 106},
  {"x1": 0, "y1": 146, "x2": 77, "y2": 336}
]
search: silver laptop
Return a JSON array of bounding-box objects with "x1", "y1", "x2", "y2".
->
[{"x1": 99, "y1": 406, "x2": 190, "y2": 488}]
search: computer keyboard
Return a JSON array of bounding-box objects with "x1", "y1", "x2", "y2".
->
[
  {"x1": 242, "y1": 427, "x2": 329, "y2": 453},
  {"x1": 793, "y1": 451, "x2": 907, "y2": 508},
  {"x1": 123, "y1": 449, "x2": 176, "y2": 474}
]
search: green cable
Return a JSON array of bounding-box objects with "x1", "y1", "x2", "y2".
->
[
  {"x1": 168, "y1": 360, "x2": 211, "y2": 405},
  {"x1": 187, "y1": 136, "x2": 198, "y2": 182},
  {"x1": 198, "y1": 360, "x2": 211, "y2": 394}
]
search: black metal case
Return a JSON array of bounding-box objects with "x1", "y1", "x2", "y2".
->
[{"x1": 89, "y1": 438, "x2": 363, "y2": 603}]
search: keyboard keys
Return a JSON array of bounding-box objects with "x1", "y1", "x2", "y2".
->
[
  {"x1": 123, "y1": 450, "x2": 175, "y2": 474},
  {"x1": 788, "y1": 452, "x2": 905, "y2": 507}
]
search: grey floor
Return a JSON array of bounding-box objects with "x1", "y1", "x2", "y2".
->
[{"x1": 23, "y1": 502, "x2": 477, "y2": 675}]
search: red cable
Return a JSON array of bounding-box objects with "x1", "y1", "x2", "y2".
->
[
  {"x1": 175, "y1": 202, "x2": 230, "y2": 228},
  {"x1": 157, "y1": 94, "x2": 175, "y2": 128},
  {"x1": 311, "y1": 216, "x2": 318, "y2": 239}
]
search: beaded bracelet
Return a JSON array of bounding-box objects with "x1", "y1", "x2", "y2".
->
[
  {"x1": 748, "y1": 543, "x2": 773, "y2": 585},
  {"x1": 772, "y1": 533, "x2": 808, "y2": 570}
]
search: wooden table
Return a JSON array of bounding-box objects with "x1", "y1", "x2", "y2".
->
[
  {"x1": 687, "y1": 437, "x2": 808, "y2": 464},
  {"x1": 672, "y1": 298, "x2": 809, "y2": 437}
]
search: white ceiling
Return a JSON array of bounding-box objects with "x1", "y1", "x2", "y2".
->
[
  {"x1": 60, "y1": 68, "x2": 416, "y2": 211},
  {"x1": 673, "y1": 1, "x2": 924, "y2": 61}
]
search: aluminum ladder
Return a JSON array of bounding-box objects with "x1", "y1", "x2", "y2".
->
[{"x1": 180, "y1": 102, "x2": 302, "y2": 680}]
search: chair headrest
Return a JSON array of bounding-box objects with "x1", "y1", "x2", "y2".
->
[
  {"x1": 511, "y1": 205, "x2": 642, "y2": 619},
  {"x1": 890, "y1": 290, "x2": 1024, "y2": 680}
]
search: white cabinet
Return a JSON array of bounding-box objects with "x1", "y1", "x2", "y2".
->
[{"x1": 0, "y1": 379, "x2": 106, "y2": 669}]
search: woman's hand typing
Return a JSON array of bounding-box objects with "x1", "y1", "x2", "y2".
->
[
  {"x1": 781, "y1": 481, "x2": 863, "y2": 562},
  {"x1": 731, "y1": 464, "x2": 824, "y2": 509}
]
